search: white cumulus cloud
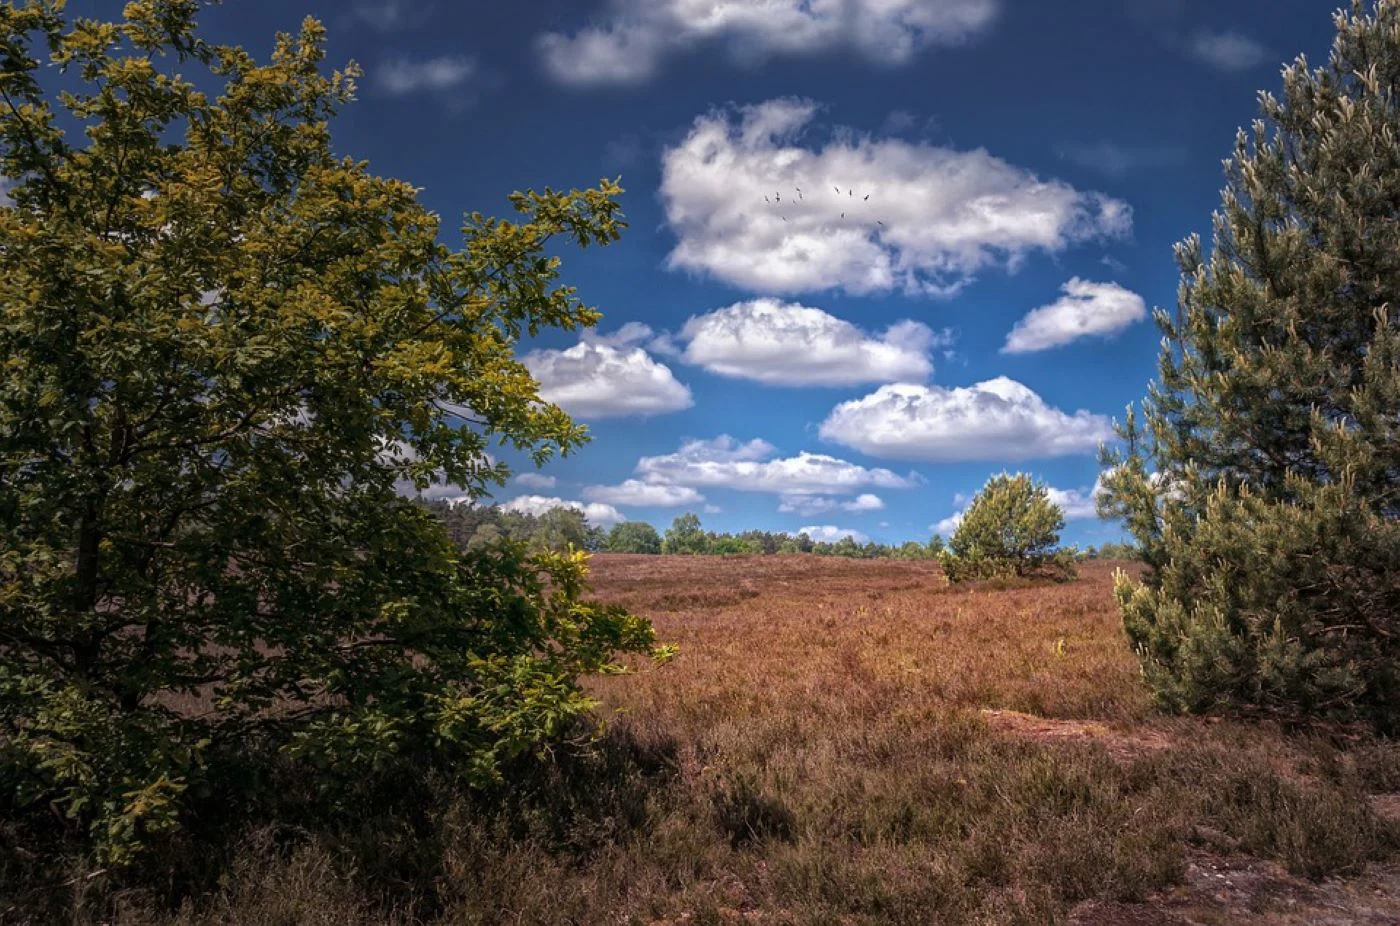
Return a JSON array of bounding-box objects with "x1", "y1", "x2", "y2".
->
[
  {"x1": 1188, "y1": 31, "x2": 1268, "y2": 71},
  {"x1": 375, "y1": 56, "x2": 477, "y2": 95},
  {"x1": 793, "y1": 525, "x2": 871, "y2": 543},
  {"x1": 778, "y1": 492, "x2": 885, "y2": 516},
  {"x1": 660, "y1": 98, "x2": 1131, "y2": 297},
  {"x1": 499, "y1": 494, "x2": 625, "y2": 527},
  {"x1": 819, "y1": 378, "x2": 1112, "y2": 461},
  {"x1": 844, "y1": 492, "x2": 886, "y2": 512},
  {"x1": 583, "y1": 479, "x2": 705, "y2": 507},
  {"x1": 635, "y1": 435, "x2": 919, "y2": 496},
  {"x1": 537, "y1": 0, "x2": 998, "y2": 86},
  {"x1": 512, "y1": 472, "x2": 557, "y2": 490},
  {"x1": 931, "y1": 512, "x2": 963, "y2": 535},
  {"x1": 664, "y1": 298, "x2": 944, "y2": 385},
  {"x1": 1002, "y1": 278, "x2": 1147, "y2": 354},
  {"x1": 1046, "y1": 484, "x2": 1103, "y2": 521},
  {"x1": 524, "y1": 329, "x2": 694, "y2": 420}
]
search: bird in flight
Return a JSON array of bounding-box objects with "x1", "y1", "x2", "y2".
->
[
  {"x1": 834, "y1": 186, "x2": 840, "y2": 194},
  {"x1": 864, "y1": 194, "x2": 870, "y2": 201}
]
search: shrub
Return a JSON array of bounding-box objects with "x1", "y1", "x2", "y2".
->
[{"x1": 939, "y1": 474, "x2": 1078, "y2": 583}]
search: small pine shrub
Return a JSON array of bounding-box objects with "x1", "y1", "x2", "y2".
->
[{"x1": 939, "y1": 473, "x2": 1078, "y2": 583}]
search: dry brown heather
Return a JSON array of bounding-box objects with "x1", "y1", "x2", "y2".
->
[{"x1": 150, "y1": 556, "x2": 1400, "y2": 925}]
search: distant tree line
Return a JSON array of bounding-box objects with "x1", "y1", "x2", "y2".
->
[
  {"x1": 423, "y1": 501, "x2": 1143, "y2": 562},
  {"x1": 658, "y1": 511, "x2": 947, "y2": 559},
  {"x1": 423, "y1": 503, "x2": 949, "y2": 558},
  {"x1": 424, "y1": 499, "x2": 607, "y2": 551}
]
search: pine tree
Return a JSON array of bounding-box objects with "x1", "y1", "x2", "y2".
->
[
  {"x1": 940, "y1": 473, "x2": 1077, "y2": 583},
  {"x1": 1100, "y1": 0, "x2": 1400, "y2": 730}
]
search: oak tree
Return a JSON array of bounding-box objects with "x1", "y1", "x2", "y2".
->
[{"x1": 0, "y1": 1, "x2": 661, "y2": 861}]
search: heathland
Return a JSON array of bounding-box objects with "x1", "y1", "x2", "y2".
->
[{"x1": 63, "y1": 554, "x2": 1398, "y2": 925}]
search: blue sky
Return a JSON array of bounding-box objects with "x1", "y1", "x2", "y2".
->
[{"x1": 170, "y1": 0, "x2": 1335, "y2": 545}]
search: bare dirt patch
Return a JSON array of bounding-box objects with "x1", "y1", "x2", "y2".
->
[
  {"x1": 979, "y1": 707, "x2": 1175, "y2": 762},
  {"x1": 1072, "y1": 852, "x2": 1400, "y2": 925}
]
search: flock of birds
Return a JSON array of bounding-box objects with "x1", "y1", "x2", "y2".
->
[{"x1": 761, "y1": 185, "x2": 884, "y2": 226}]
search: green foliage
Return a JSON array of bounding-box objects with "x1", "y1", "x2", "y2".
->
[
  {"x1": 532, "y1": 507, "x2": 604, "y2": 552},
  {"x1": 1100, "y1": 0, "x2": 1400, "y2": 731},
  {"x1": 605, "y1": 521, "x2": 662, "y2": 554},
  {"x1": 641, "y1": 516, "x2": 948, "y2": 560},
  {"x1": 939, "y1": 474, "x2": 1078, "y2": 583},
  {"x1": 1088, "y1": 541, "x2": 1140, "y2": 561},
  {"x1": 662, "y1": 512, "x2": 709, "y2": 555},
  {"x1": 709, "y1": 535, "x2": 760, "y2": 556},
  {"x1": 422, "y1": 499, "x2": 601, "y2": 552},
  {"x1": 894, "y1": 540, "x2": 937, "y2": 560},
  {"x1": 0, "y1": 3, "x2": 662, "y2": 864}
]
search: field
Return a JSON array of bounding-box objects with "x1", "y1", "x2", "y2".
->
[{"x1": 81, "y1": 555, "x2": 1400, "y2": 925}]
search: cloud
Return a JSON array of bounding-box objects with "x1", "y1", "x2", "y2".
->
[
  {"x1": 778, "y1": 492, "x2": 885, "y2": 516},
  {"x1": 1100, "y1": 254, "x2": 1129, "y2": 275},
  {"x1": 375, "y1": 56, "x2": 476, "y2": 95},
  {"x1": 1188, "y1": 31, "x2": 1268, "y2": 71},
  {"x1": 1002, "y1": 278, "x2": 1147, "y2": 354},
  {"x1": 513, "y1": 472, "x2": 557, "y2": 490},
  {"x1": 881, "y1": 109, "x2": 918, "y2": 134},
  {"x1": 660, "y1": 98, "x2": 1131, "y2": 297},
  {"x1": 819, "y1": 378, "x2": 1112, "y2": 461},
  {"x1": 1055, "y1": 142, "x2": 1187, "y2": 179},
  {"x1": 523, "y1": 330, "x2": 693, "y2": 420},
  {"x1": 1047, "y1": 476, "x2": 1110, "y2": 521},
  {"x1": 537, "y1": 0, "x2": 997, "y2": 87},
  {"x1": 793, "y1": 525, "x2": 871, "y2": 544},
  {"x1": 348, "y1": 0, "x2": 426, "y2": 31},
  {"x1": 634, "y1": 435, "x2": 919, "y2": 497},
  {"x1": 583, "y1": 479, "x2": 705, "y2": 507},
  {"x1": 663, "y1": 298, "x2": 946, "y2": 386},
  {"x1": 844, "y1": 492, "x2": 885, "y2": 512},
  {"x1": 500, "y1": 494, "x2": 625, "y2": 527},
  {"x1": 931, "y1": 512, "x2": 963, "y2": 535}
]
